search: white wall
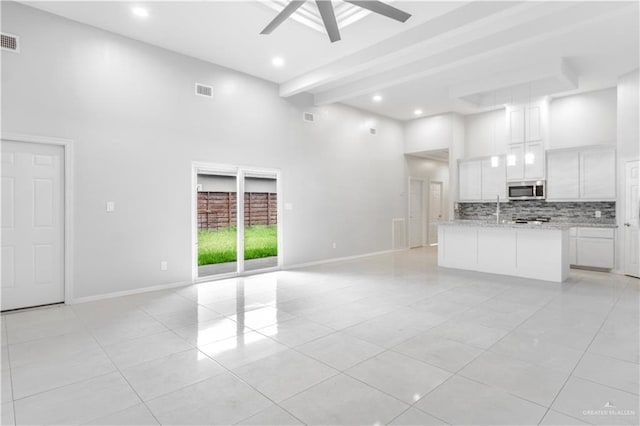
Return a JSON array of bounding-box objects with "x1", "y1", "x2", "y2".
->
[
  {"x1": 464, "y1": 108, "x2": 508, "y2": 158},
  {"x1": 549, "y1": 88, "x2": 617, "y2": 149},
  {"x1": 616, "y1": 69, "x2": 639, "y2": 272},
  {"x1": 404, "y1": 113, "x2": 452, "y2": 154},
  {"x1": 1, "y1": 2, "x2": 407, "y2": 299}
]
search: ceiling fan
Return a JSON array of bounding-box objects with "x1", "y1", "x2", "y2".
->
[{"x1": 260, "y1": 0, "x2": 412, "y2": 43}]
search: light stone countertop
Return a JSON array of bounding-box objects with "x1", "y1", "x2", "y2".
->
[{"x1": 441, "y1": 220, "x2": 618, "y2": 230}]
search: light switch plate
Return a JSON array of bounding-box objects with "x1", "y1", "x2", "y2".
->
[
  {"x1": 595, "y1": 211, "x2": 601, "y2": 218},
  {"x1": 106, "y1": 201, "x2": 115, "y2": 212}
]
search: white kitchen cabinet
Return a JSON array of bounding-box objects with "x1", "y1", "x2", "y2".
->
[
  {"x1": 524, "y1": 141, "x2": 544, "y2": 179},
  {"x1": 569, "y1": 237, "x2": 578, "y2": 264},
  {"x1": 570, "y1": 227, "x2": 615, "y2": 269},
  {"x1": 459, "y1": 157, "x2": 506, "y2": 202},
  {"x1": 547, "y1": 147, "x2": 616, "y2": 201},
  {"x1": 546, "y1": 150, "x2": 580, "y2": 200},
  {"x1": 580, "y1": 148, "x2": 616, "y2": 200},
  {"x1": 481, "y1": 157, "x2": 506, "y2": 201},
  {"x1": 459, "y1": 160, "x2": 482, "y2": 201},
  {"x1": 509, "y1": 108, "x2": 525, "y2": 143},
  {"x1": 506, "y1": 144, "x2": 524, "y2": 181},
  {"x1": 506, "y1": 142, "x2": 545, "y2": 181},
  {"x1": 509, "y1": 106, "x2": 541, "y2": 143},
  {"x1": 526, "y1": 106, "x2": 541, "y2": 141}
]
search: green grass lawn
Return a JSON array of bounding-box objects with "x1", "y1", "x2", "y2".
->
[{"x1": 198, "y1": 225, "x2": 277, "y2": 266}]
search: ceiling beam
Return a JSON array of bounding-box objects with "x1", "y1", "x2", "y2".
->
[
  {"x1": 278, "y1": 1, "x2": 527, "y2": 97},
  {"x1": 311, "y1": 2, "x2": 631, "y2": 106}
]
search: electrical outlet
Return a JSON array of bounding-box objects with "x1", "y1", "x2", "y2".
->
[
  {"x1": 106, "y1": 201, "x2": 115, "y2": 212},
  {"x1": 595, "y1": 211, "x2": 601, "y2": 218},
  {"x1": 332, "y1": 242, "x2": 337, "y2": 249},
  {"x1": 161, "y1": 261, "x2": 168, "y2": 271}
]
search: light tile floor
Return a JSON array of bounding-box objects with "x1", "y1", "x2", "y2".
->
[{"x1": 1, "y1": 247, "x2": 638, "y2": 425}]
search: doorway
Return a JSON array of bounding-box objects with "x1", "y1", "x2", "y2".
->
[
  {"x1": 624, "y1": 159, "x2": 639, "y2": 278},
  {"x1": 2, "y1": 136, "x2": 72, "y2": 310},
  {"x1": 428, "y1": 181, "x2": 444, "y2": 246},
  {"x1": 408, "y1": 178, "x2": 424, "y2": 248},
  {"x1": 192, "y1": 164, "x2": 281, "y2": 280}
]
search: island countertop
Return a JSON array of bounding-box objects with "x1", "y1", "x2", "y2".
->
[
  {"x1": 438, "y1": 220, "x2": 618, "y2": 230},
  {"x1": 437, "y1": 220, "x2": 572, "y2": 230}
]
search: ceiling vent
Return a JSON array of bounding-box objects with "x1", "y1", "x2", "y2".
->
[
  {"x1": 303, "y1": 112, "x2": 315, "y2": 122},
  {"x1": 1, "y1": 33, "x2": 19, "y2": 52},
  {"x1": 195, "y1": 83, "x2": 213, "y2": 98}
]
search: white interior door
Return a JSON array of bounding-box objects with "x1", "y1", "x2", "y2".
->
[
  {"x1": 428, "y1": 181, "x2": 443, "y2": 245},
  {"x1": 2, "y1": 141, "x2": 64, "y2": 310},
  {"x1": 624, "y1": 160, "x2": 640, "y2": 278},
  {"x1": 409, "y1": 179, "x2": 423, "y2": 248}
]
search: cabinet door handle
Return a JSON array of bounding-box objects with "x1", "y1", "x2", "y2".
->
[{"x1": 624, "y1": 223, "x2": 631, "y2": 227}]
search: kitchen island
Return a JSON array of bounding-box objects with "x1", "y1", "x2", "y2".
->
[{"x1": 438, "y1": 220, "x2": 570, "y2": 282}]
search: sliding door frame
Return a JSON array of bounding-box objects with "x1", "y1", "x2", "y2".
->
[{"x1": 191, "y1": 162, "x2": 282, "y2": 282}]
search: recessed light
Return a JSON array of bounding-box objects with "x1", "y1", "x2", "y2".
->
[
  {"x1": 132, "y1": 7, "x2": 149, "y2": 18},
  {"x1": 271, "y1": 57, "x2": 285, "y2": 67},
  {"x1": 414, "y1": 109, "x2": 423, "y2": 115},
  {"x1": 372, "y1": 95, "x2": 382, "y2": 102}
]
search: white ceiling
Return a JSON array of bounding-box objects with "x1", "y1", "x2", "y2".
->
[{"x1": 22, "y1": 1, "x2": 640, "y2": 121}]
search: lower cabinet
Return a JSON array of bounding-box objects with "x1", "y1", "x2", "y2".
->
[{"x1": 569, "y1": 227, "x2": 615, "y2": 269}]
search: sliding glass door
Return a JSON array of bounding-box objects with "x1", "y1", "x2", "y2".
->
[{"x1": 194, "y1": 165, "x2": 280, "y2": 279}]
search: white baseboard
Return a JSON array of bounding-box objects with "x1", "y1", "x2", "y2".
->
[
  {"x1": 68, "y1": 249, "x2": 405, "y2": 305},
  {"x1": 69, "y1": 279, "x2": 194, "y2": 304},
  {"x1": 286, "y1": 249, "x2": 405, "y2": 270}
]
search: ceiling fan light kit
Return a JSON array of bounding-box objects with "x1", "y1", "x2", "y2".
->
[{"x1": 261, "y1": 0, "x2": 412, "y2": 43}]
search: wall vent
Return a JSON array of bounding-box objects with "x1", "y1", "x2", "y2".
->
[
  {"x1": 369, "y1": 128, "x2": 377, "y2": 135},
  {"x1": 195, "y1": 83, "x2": 213, "y2": 97},
  {"x1": 303, "y1": 112, "x2": 315, "y2": 122},
  {"x1": 392, "y1": 218, "x2": 407, "y2": 250},
  {"x1": 1, "y1": 33, "x2": 19, "y2": 52}
]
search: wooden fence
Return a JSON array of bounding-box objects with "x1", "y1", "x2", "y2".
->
[{"x1": 197, "y1": 192, "x2": 277, "y2": 230}]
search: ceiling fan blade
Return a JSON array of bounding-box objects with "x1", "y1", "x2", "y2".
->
[
  {"x1": 260, "y1": 0, "x2": 307, "y2": 34},
  {"x1": 344, "y1": 0, "x2": 412, "y2": 22},
  {"x1": 315, "y1": 0, "x2": 341, "y2": 42}
]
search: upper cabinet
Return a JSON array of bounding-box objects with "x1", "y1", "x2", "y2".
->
[
  {"x1": 580, "y1": 148, "x2": 616, "y2": 200},
  {"x1": 507, "y1": 106, "x2": 545, "y2": 181},
  {"x1": 481, "y1": 157, "x2": 507, "y2": 201},
  {"x1": 459, "y1": 160, "x2": 482, "y2": 201},
  {"x1": 509, "y1": 106, "x2": 542, "y2": 143},
  {"x1": 546, "y1": 147, "x2": 616, "y2": 201},
  {"x1": 459, "y1": 157, "x2": 506, "y2": 202},
  {"x1": 506, "y1": 141, "x2": 545, "y2": 181},
  {"x1": 509, "y1": 108, "x2": 525, "y2": 143},
  {"x1": 547, "y1": 150, "x2": 580, "y2": 199}
]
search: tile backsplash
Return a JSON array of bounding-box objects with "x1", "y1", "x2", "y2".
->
[{"x1": 456, "y1": 201, "x2": 616, "y2": 223}]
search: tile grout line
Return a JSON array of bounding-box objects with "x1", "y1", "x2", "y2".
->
[{"x1": 536, "y1": 292, "x2": 623, "y2": 426}]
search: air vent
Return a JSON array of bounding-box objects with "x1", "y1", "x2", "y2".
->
[
  {"x1": 195, "y1": 83, "x2": 213, "y2": 98},
  {"x1": 1, "y1": 33, "x2": 19, "y2": 52},
  {"x1": 369, "y1": 128, "x2": 377, "y2": 135},
  {"x1": 303, "y1": 112, "x2": 315, "y2": 122}
]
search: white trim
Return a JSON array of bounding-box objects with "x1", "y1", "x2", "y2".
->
[
  {"x1": 237, "y1": 169, "x2": 245, "y2": 273},
  {"x1": 408, "y1": 177, "x2": 425, "y2": 248},
  {"x1": 287, "y1": 249, "x2": 404, "y2": 270},
  {"x1": 1, "y1": 132, "x2": 75, "y2": 304},
  {"x1": 428, "y1": 180, "x2": 444, "y2": 246},
  {"x1": 191, "y1": 162, "x2": 283, "y2": 280},
  {"x1": 70, "y1": 279, "x2": 193, "y2": 304},
  {"x1": 70, "y1": 249, "x2": 397, "y2": 305}
]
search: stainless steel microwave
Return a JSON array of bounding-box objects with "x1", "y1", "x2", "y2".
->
[{"x1": 508, "y1": 181, "x2": 545, "y2": 200}]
